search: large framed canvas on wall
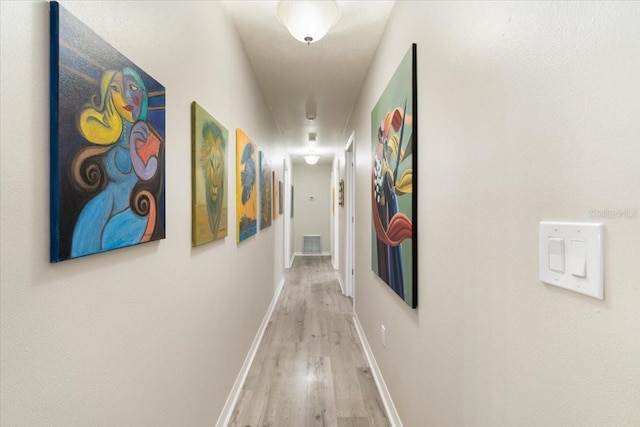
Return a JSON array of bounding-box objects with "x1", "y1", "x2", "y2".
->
[
  {"x1": 191, "y1": 102, "x2": 228, "y2": 246},
  {"x1": 236, "y1": 129, "x2": 258, "y2": 243},
  {"x1": 371, "y1": 44, "x2": 418, "y2": 308},
  {"x1": 50, "y1": 1, "x2": 166, "y2": 262}
]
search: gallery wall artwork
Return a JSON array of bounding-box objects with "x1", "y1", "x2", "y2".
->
[
  {"x1": 236, "y1": 129, "x2": 258, "y2": 242},
  {"x1": 191, "y1": 102, "x2": 228, "y2": 246},
  {"x1": 49, "y1": 1, "x2": 166, "y2": 262},
  {"x1": 272, "y1": 171, "x2": 279, "y2": 220},
  {"x1": 370, "y1": 43, "x2": 418, "y2": 308},
  {"x1": 259, "y1": 151, "x2": 272, "y2": 230}
]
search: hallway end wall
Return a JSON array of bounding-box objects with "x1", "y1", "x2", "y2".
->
[
  {"x1": 1, "y1": 1, "x2": 284, "y2": 425},
  {"x1": 292, "y1": 162, "x2": 332, "y2": 255},
  {"x1": 345, "y1": 2, "x2": 640, "y2": 426}
]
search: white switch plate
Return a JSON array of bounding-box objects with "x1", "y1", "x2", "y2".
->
[{"x1": 539, "y1": 222, "x2": 604, "y2": 300}]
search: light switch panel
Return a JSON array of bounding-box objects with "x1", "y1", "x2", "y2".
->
[{"x1": 539, "y1": 222, "x2": 604, "y2": 300}]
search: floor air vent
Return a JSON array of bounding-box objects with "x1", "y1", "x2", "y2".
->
[{"x1": 303, "y1": 235, "x2": 321, "y2": 255}]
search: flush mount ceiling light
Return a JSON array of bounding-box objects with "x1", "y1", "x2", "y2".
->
[
  {"x1": 277, "y1": 0, "x2": 340, "y2": 45},
  {"x1": 304, "y1": 154, "x2": 320, "y2": 165}
]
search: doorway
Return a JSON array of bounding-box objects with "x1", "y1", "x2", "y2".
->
[{"x1": 344, "y1": 132, "x2": 355, "y2": 298}]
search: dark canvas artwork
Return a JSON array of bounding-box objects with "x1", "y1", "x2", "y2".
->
[
  {"x1": 259, "y1": 151, "x2": 272, "y2": 230},
  {"x1": 50, "y1": 2, "x2": 166, "y2": 262}
]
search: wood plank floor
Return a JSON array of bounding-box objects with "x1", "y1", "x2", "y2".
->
[{"x1": 229, "y1": 256, "x2": 390, "y2": 427}]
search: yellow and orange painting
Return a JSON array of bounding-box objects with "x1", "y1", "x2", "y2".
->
[{"x1": 236, "y1": 129, "x2": 258, "y2": 243}]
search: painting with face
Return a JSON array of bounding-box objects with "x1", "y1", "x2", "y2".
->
[
  {"x1": 50, "y1": 1, "x2": 166, "y2": 262},
  {"x1": 191, "y1": 102, "x2": 228, "y2": 246}
]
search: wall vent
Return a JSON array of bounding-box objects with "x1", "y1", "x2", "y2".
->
[{"x1": 303, "y1": 235, "x2": 321, "y2": 255}]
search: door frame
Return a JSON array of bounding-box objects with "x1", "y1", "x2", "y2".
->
[{"x1": 344, "y1": 132, "x2": 355, "y2": 298}]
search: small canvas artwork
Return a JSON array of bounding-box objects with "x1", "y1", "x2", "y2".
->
[
  {"x1": 191, "y1": 102, "x2": 228, "y2": 246},
  {"x1": 371, "y1": 44, "x2": 418, "y2": 308},
  {"x1": 50, "y1": 1, "x2": 166, "y2": 262},
  {"x1": 272, "y1": 172, "x2": 279, "y2": 220},
  {"x1": 236, "y1": 129, "x2": 258, "y2": 242},
  {"x1": 259, "y1": 151, "x2": 272, "y2": 230}
]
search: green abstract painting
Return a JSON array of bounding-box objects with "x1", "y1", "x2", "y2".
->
[
  {"x1": 371, "y1": 44, "x2": 418, "y2": 308},
  {"x1": 191, "y1": 102, "x2": 228, "y2": 246}
]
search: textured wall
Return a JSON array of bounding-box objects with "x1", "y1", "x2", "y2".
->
[
  {"x1": 0, "y1": 1, "x2": 284, "y2": 425},
  {"x1": 345, "y1": 2, "x2": 640, "y2": 426}
]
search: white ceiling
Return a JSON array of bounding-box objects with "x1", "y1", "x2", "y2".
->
[{"x1": 222, "y1": 0, "x2": 395, "y2": 164}]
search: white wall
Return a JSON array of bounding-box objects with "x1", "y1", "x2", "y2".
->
[
  {"x1": 0, "y1": 1, "x2": 284, "y2": 425},
  {"x1": 345, "y1": 2, "x2": 640, "y2": 426},
  {"x1": 292, "y1": 162, "x2": 332, "y2": 254}
]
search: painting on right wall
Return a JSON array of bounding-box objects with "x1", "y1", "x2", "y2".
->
[{"x1": 371, "y1": 43, "x2": 418, "y2": 308}]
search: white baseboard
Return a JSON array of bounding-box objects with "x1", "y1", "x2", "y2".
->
[
  {"x1": 288, "y1": 253, "x2": 295, "y2": 269},
  {"x1": 337, "y1": 273, "x2": 346, "y2": 296},
  {"x1": 353, "y1": 314, "x2": 403, "y2": 427},
  {"x1": 216, "y1": 275, "x2": 286, "y2": 427}
]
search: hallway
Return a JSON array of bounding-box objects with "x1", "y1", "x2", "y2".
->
[
  {"x1": 229, "y1": 256, "x2": 389, "y2": 427},
  {"x1": 2, "y1": 2, "x2": 639, "y2": 426}
]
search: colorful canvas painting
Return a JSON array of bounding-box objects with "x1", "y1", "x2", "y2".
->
[
  {"x1": 49, "y1": 1, "x2": 166, "y2": 262},
  {"x1": 191, "y1": 102, "x2": 228, "y2": 246},
  {"x1": 236, "y1": 129, "x2": 258, "y2": 242},
  {"x1": 259, "y1": 151, "x2": 272, "y2": 230},
  {"x1": 272, "y1": 172, "x2": 279, "y2": 220},
  {"x1": 371, "y1": 44, "x2": 418, "y2": 308}
]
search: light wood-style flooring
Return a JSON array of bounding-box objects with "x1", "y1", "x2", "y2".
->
[{"x1": 229, "y1": 256, "x2": 390, "y2": 427}]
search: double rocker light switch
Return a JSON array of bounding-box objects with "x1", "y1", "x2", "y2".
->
[{"x1": 540, "y1": 222, "x2": 604, "y2": 300}]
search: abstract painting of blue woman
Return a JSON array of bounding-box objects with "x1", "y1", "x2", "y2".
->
[
  {"x1": 371, "y1": 44, "x2": 418, "y2": 308},
  {"x1": 50, "y1": 2, "x2": 165, "y2": 262}
]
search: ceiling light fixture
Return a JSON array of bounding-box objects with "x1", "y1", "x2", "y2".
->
[
  {"x1": 304, "y1": 155, "x2": 320, "y2": 165},
  {"x1": 277, "y1": 0, "x2": 340, "y2": 45}
]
